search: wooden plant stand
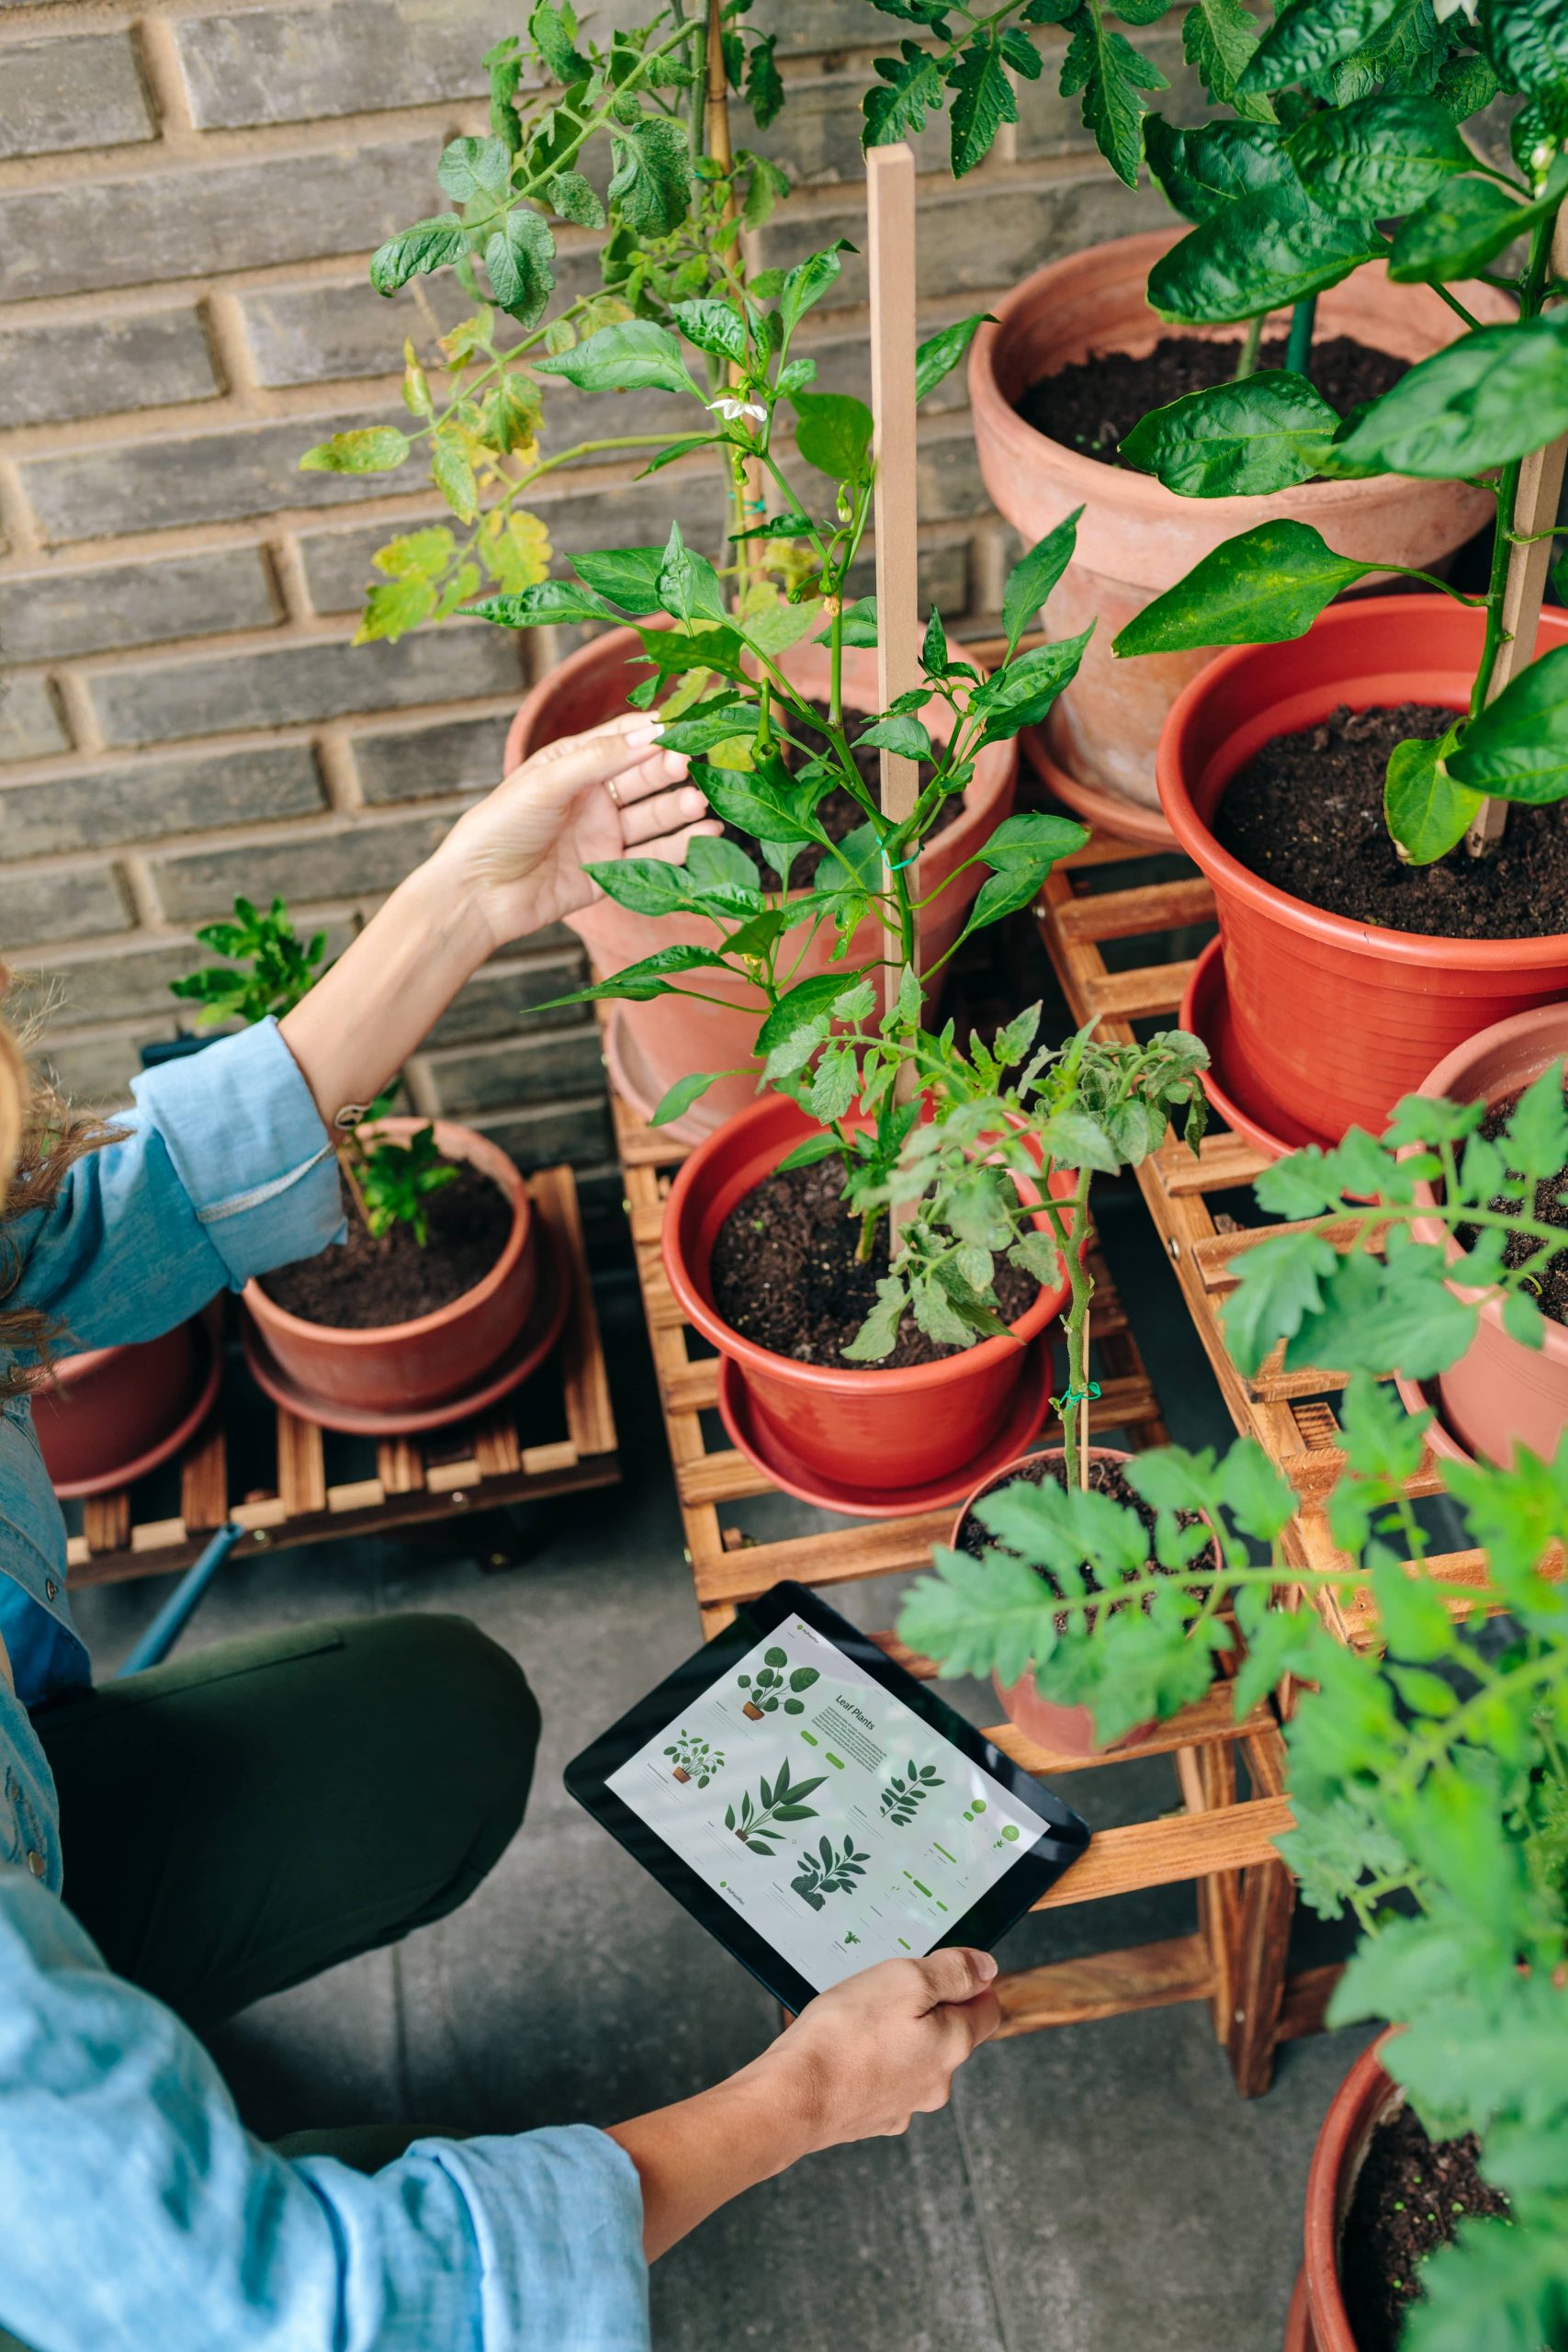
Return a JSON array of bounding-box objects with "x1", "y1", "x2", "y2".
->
[
  {"x1": 609, "y1": 1071, "x2": 1325, "y2": 2095},
  {"x1": 63, "y1": 1165, "x2": 619, "y2": 1589}
]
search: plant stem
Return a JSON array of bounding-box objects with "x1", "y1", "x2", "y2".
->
[
  {"x1": 1284, "y1": 294, "x2": 1315, "y2": 380},
  {"x1": 1232, "y1": 313, "x2": 1264, "y2": 381},
  {"x1": 1054, "y1": 1169, "x2": 1094, "y2": 1493}
]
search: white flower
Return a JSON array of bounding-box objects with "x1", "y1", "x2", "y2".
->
[
  {"x1": 706, "y1": 395, "x2": 767, "y2": 424},
  {"x1": 1431, "y1": 0, "x2": 1477, "y2": 19}
]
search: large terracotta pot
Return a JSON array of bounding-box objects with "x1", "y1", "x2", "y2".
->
[
  {"x1": 505, "y1": 630, "x2": 1018, "y2": 1137},
  {"x1": 32, "y1": 1319, "x2": 214, "y2": 1498},
  {"x1": 662, "y1": 1094, "x2": 1072, "y2": 1496},
  {"x1": 953, "y1": 1443, "x2": 1161, "y2": 1759},
  {"x1": 968, "y1": 231, "x2": 1502, "y2": 826},
  {"x1": 242, "y1": 1119, "x2": 536, "y2": 1415},
  {"x1": 1288, "y1": 2032, "x2": 1402, "y2": 2351},
  {"x1": 1407, "y1": 1005, "x2": 1568, "y2": 1466},
  {"x1": 1158, "y1": 596, "x2": 1568, "y2": 1148}
]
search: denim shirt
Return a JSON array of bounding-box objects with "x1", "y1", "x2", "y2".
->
[{"x1": 0, "y1": 1022, "x2": 649, "y2": 2351}]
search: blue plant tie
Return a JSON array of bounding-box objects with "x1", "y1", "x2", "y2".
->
[
  {"x1": 886, "y1": 852, "x2": 919, "y2": 871},
  {"x1": 1050, "y1": 1379, "x2": 1101, "y2": 1414}
]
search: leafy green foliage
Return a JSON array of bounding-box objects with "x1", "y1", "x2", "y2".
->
[
  {"x1": 1120, "y1": 373, "x2": 1339, "y2": 496},
  {"x1": 725, "y1": 1758, "x2": 829, "y2": 1856},
  {"x1": 880, "y1": 1760, "x2": 944, "y2": 1826},
  {"x1": 1113, "y1": 520, "x2": 1378, "y2": 655},
  {"x1": 663, "y1": 1729, "x2": 725, "y2": 1787},
  {"x1": 169, "y1": 897, "x2": 326, "y2": 1032},
  {"x1": 791, "y1": 1834, "x2": 868, "y2": 1908},
  {"x1": 358, "y1": 1123, "x2": 460, "y2": 1247},
  {"x1": 738, "y1": 1648, "x2": 820, "y2": 1715}
]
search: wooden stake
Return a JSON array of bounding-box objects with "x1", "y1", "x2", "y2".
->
[
  {"x1": 867, "y1": 142, "x2": 921, "y2": 1032},
  {"x1": 1466, "y1": 209, "x2": 1568, "y2": 856}
]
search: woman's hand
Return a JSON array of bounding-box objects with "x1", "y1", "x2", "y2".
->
[{"x1": 437, "y1": 711, "x2": 719, "y2": 952}]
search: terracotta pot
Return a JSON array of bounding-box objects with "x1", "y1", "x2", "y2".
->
[
  {"x1": 954, "y1": 1443, "x2": 1165, "y2": 1758},
  {"x1": 662, "y1": 1094, "x2": 1072, "y2": 1495},
  {"x1": 32, "y1": 1319, "x2": 211, "y2": 1497},
  {"x1": 969, "y1": 231, "x2": 1501, "y2": 820},
  {"x1": 1291, "y1": 2031, "x2": 1403, "y2": 2351},
  {"x1": 1405, "y1": 1005, "x2": 1568, "y2": 1465},
  {"x1": 242, "y1": 1119, "x2": 536, "y2": 1416},
  {"x1": 1158, "y1": 596, "x2": 1568, "y2": 1148},
  {"x1": 505, "y1": 630, "x2": 1018, "y2": 1137}
]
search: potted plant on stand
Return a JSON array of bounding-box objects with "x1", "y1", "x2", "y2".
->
[
  {"x1": 163, "y1": 901, "x2": 559, "y2": 1433},
  {"x1": 864, "y1": 0, "x2": 1508, "y2": 838},
  {"x1": 1111, "y1": 85, "x2": 1568, "y2": 1154},
  {"x1": 901, "y1": 1085, "x2": 1568, "y2": 2349}
]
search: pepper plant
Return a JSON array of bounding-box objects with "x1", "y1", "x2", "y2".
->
[
  {"x1": 299, "y1": 0, "x2": 792, "y2": 640},
  {"x1": 1105, "y1": 12, "x2": 1568, "y2": 865},
  {"x1": 901, "y1": 1081, "x2": 1568, "y2": 2351}
]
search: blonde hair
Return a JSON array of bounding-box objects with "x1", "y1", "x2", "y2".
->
[{"x1": 0, "y1": 1007, "x2": 122, "y2": 1395}]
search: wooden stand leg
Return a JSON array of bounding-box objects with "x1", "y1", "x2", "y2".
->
[{"x1": 1224, "y1": 1854, "x2": 1296, "y2": 2098}]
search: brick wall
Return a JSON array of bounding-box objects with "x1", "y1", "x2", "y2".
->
[{"x1": 0, "y1": 0, "x2": 1175, "y2": 1226}]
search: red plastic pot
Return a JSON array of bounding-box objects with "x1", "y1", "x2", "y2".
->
[
  {"x1": 1408, "y1": 1004, "x2": 1568, "y2": 1466},
  {"x1": 662, "y1": 1094, "x2": 1073, "y2": 1496},
  {"x1": 953, "y1": 1443, "x2": 1160, "y2": 1758},
  {"x1": 1288, "y1": 2031, "x2": 1402, "y2": 2351},
  {"x1": 506, "y1": 630, "x2": 1017, "y2": 1138},
  {"x1": 32, "y1": 1318, "x2": 214, "y2": 1498},
  {"x1": 1158, "y1": 597, "x2": 1568, "y2": 1148},
  {"x1": 242, "y1": 1119, "x2": 536, "y2": 1416}
]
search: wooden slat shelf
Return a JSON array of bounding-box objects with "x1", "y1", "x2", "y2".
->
[
  {"x1": 607, "y1": 1036, "x2": 1316, "y2": 2098},
  {"x1": 62, "y1": 1165, "x2": 620, "y2": 1587}
]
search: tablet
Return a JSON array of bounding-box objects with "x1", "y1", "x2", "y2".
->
[{"x1": 565, "y1": 1580, "x2": 1091, "y2": 2013}]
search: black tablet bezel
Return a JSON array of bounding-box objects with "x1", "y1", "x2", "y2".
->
[{"x1": 564, "y1": 1579, "x2": 1092, "y2": 2014}]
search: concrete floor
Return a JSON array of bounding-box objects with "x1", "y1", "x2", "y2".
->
[{"x1": 74, "y1": 1199, "x2": 1376, "y2": 2352}]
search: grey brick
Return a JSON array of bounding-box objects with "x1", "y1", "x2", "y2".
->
[
  {"x1": 757, "y1": 69, "x2": 949, "y2": 187},
  {"x1": 35, "y1": 1027, "x2": 171, "y2": 1113},
  {"x1": 149, "y1": 812, "x2": 460, "y2": 921},
  {"x1": 0, "y1": 137, "x2": 438, "y2": 304},
  {"x1": 0, "y1": 32, "x2": 153, "y2": 160},
  {"x1": 418, "y1": 1023, "x2": 604, "y2": 1114},
  {"x1": 0, "y1": 746, "x2": 326, "y2": 859},
  {"x1": 473, "y1": 1094, "x2": 611, "y2": 1171},
  {"x1": 35, "y1": 917, "x2": 355, "y2": 1026},
  {"x1": 424, "y1": 953, "x2": 589, "y2": 1046},
  {"x1": 171, "y1": 0, "x2": 501, "y2": 129},
  {"x1": 349, "y1": 712, "x2": 513, "y2": 805},
  {"x1": 915, "y1": 425, "x2": 989, "y2": 525},
  {"x1": 844, "y1": 535, "x2": 969, "y2": 615},
  {"x1": 750, "y1": 0, "x2": 884, "y2": 51},
  {"x1": 0, "y1": 676, "x2": 69, "y2": 763},
  {"x1": 0, "y1": 305, "x2": 217, "y2": 430},
  {"x1": 19, "y1": 407, "x2": 420, "y2": 545},
  {"x1": 0, "y1": 865, "x2": 130, "y2": 949},
  {"x1": 87, "y1": 626, "x2": 523, "y2": 748},
  {"x1": 1015, "y1": 30, "x2": 1211, "y2": 158},
  {"x1": 0, "y1": 548, "x2": 277, "y2": 663}
]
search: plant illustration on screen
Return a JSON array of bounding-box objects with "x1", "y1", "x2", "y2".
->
[
  {"x1": 880, "y1": 1761, "x2": 943, "y2": 1827},
  {"x1": 663, "y1": 1731, "x2": 724, "y2": 1789},
  {"x1": 790, "y1": 1835, "x2": 868, "y2": 1911},
  {"x1": 737, "y1": 1648, "x2": 820, "y2": 1720},
  {"x1": 724, "y1": 1759, "x2": 827, "y2": 1855}
]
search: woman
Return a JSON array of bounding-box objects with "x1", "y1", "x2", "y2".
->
[{"x1": 0, "y1": 715, "x2": 1000, "y2": 2351}]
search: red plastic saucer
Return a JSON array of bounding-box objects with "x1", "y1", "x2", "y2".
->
[
  {"x1": 241, "y1": 1227, "x2": 570, "y2": 1436},
  {"x1": 47, "y1": 1321, "x2": 222, "y2": 1500},
  {"x1": 716, "y1": 1331, "x2": 1054, "y2": 1519},
  {"x1": 1393, "y1": 1370, "x2": 1474, "y2": 1469},
  {"x1": 1180, "y1": 934, "x2": 1335, "y2": 1165},
  {"x1": 1021, "y1": 719, "x2": 1179, "y2": 851}
]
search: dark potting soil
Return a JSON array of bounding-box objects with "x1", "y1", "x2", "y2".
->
[
  {"x1": 258, "y1": 1159, "x2": 513, "y2": 1329},
  {"x1": 957, "y1": 1454, "x2": 1200, "y2": 1615},
  {"x1": 1461, "y1": 1086, "x2": 1568, "y2": 1328},
  {"x1": 1341, "y1": 2103, "x2": 1509, "y2": 2352},
  {"x1": 709, "y1": 1153, "x2": 1037, "y2": 1370},
  {"x1": 719, "y1": 697, "x2": 949, "y2": 888},
  {"x1": 1214, "y1": 702, "x2": 1568, "y2": 941},
  {"x1": 1015, "y1": 334, "x2": 1410, "y2": 465}
]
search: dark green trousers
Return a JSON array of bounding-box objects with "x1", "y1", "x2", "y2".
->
[{"x1": 32, "y1": 1611, "x2": 539, "y2": 2173}]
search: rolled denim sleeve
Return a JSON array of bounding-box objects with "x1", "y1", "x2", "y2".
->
[
  {"x1": 7, "y1": 1021, "x2": 342, "y2": 1353},
  {"x1": 0, "y1": 1872, "x2": 650, "y2": 2352}
]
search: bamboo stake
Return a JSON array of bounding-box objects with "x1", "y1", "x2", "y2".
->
[
  {"x1": 1465, "y1": 209, "x2": 1568, "y2": 856},
  {"x1": 867, "y1": 142, "x2": 921, "y2": 1037}
]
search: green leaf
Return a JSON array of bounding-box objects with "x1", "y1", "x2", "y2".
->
[
  {"x1": 1390, "y1": 175, "x2": 1552, "y2": 284},
  {"x1": 1182, "y1": 0, "x2": 1276, "y2": 119},
  {"x1": 863, "y1": 40, "x2": 947, "y2": 150},
  {"x1": 1061, "y1": 1, "x2": 1168, "y2": 187},
  {"x1": 857, "y1": 711, "x2": 933, "y2": 760},
  {"x1": 1221, "y1": 1225, "x2": 1340, "y2": 1375},
  {"x1": 608, "y1": 113, "x2": 692, "y2": 238},
  {"x1": 655, "y1": 700, "x2": 758, "y2": 754},
  {"x1": 1001, "y1": 510, "x2": 1081, "y2": 650},
  {"x1": 776, "y1": 1130, "x2": 841, "y2": 1174},
  {"x1": 528, "y1": 0, "x2": 590, "y2": 85},
  {"x1": 1239, "y1": 0, "x2": 1407, "y2": 92},
  {"x1": 790, "y1": 391, "x2": 874, "y2": 481},
  {"x1": 1287, "y1": 96, "x2": 1472, "y2": 218},
  {"x1": 1143, "y1": 118, "x2": 1291, "y2": 222},
  {"x1": 581, "y1": 856, "x2": 696, "y2": 917},
  {"x1": 969, "y1": 630, "x2": 1094, "y2": 742},
  {"x1": 650, "y1": 1070, "x2": 720, "y2": 1126},
  {"x1": 657, "y1": 521, "x2": 728, "y2": 627},
  {"x1": 1121, "y1": 373, "x2": 1339, "y2": 498},
  {"x1": 1148, "y1": 192, "x2": 1382, "y2": 326},
  {"x1": 671, "y1": 298, "x2": 748, "y2": 365},
  {"x1": 1481, "y1": 0, "x2": 1568, "y2": 100},
  {"x1": 548, "y1": 169, "x2": 605, "y2": 229},
  {"x1": 1113, "y1": 521, "x2": 1373, "y2": 657},
  {"x1": 571, "y1": 546, "x2": 666, "y2": 614},
  {"x1": 369, "y1": 216, "x2": 467, "y2": 297},
  {"x1": 915, "y1": 312, "x2": 993, "y2": 403},
  {"x1": 542, "y1": 944, "x2": 731, "y2": 1005},
  {"x1": 437, "y1": 135, "x2": 512, "y2": 202},
  {"x1": 534, "y1": 318, "x2": 702, "y2": 399},
  {"x1": 779, "y1": 244, "x2": 853, "y2": 342},
  {"x1": 468, "y1": 579, "x2": 623, "y2": 628},
  {"x1": 1333, "y1": 317, "x2": 1568, "y2": 480},
  {"x1": 1384, "y1": 726, "x2": 1477, "y2": 863},
  {"x1": 746, "y1": 32, "x2": 786, "y2": 130},
  {"x1": 819, "y1": 596, "x2": 878, "y2": 648},
  {"x1": 696, "y1": 756, "x2": 829, "y2": 844},
  {"x1": 756, "y1": 967, "x2": 873, "y2": 1054},
  {"x1": 1448, "y1": 644, "x2": 1568, "y2": 805},
  {"x1": 299, "y1": 426, "x2": 411, "y2": 475},
  {"x1": 484, "y1": 207, "x2": 556, "y2": 326},
  {"x1": 431, "y1": 430, "x2": 479, "y2": 524},
  {"x1": 949, "y1": 33, "x2": 1018, "y2": 177},
  {"x1": 354, "y1": 571, "x2": 435, "y2": 644}
]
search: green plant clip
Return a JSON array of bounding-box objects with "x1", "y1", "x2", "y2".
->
[{"x1": 1049, "y1": 1379, "x2": 1101, "y2": 1414}]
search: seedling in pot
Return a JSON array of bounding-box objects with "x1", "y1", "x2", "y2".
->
[
  {"x1": 790, "y1": 1834, "x2": 867, "y2": 1909},
  {"x1": 737, "y1": 1647, "x2": 819, "y2": 1718},
  {"x1": 664, "y1": 1729, "x2": 725, "y2": 1788},
  {"x1": 724, "y1": 1758, "x2": 828, "y2": 1853},
  {"x1": 880, "y1": 1761, "x2": 942, "y2": 1826}
]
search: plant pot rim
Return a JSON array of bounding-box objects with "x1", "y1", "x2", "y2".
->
[
  {"x1": 664, "y1": 1095, "x2": 1073, "y2": 1397},
  {"x1": 967, "y1": 233, "x2": 1470, "y2": 532},
  {"x1": 242, "y1": 1116, "x2": 530, "y2": 1349},
  {"x1": 1303, "y1": 2028, "x2": 1403, "y2": 2352},
  {"x1": 1158, "y1": 596, "x2": 1568, "y2": 969},
  {"x1": 1408, "y1": 1002, "x2": 1568, "y2": 1363},
  {"x1": 950, "y1": 1439, "x2": 1134, "y2": 1548}
]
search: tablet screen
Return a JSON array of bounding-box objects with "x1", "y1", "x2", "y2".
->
[{"x1": 606, "y1": 1602, "x2": 1055, "y2": 1994}]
